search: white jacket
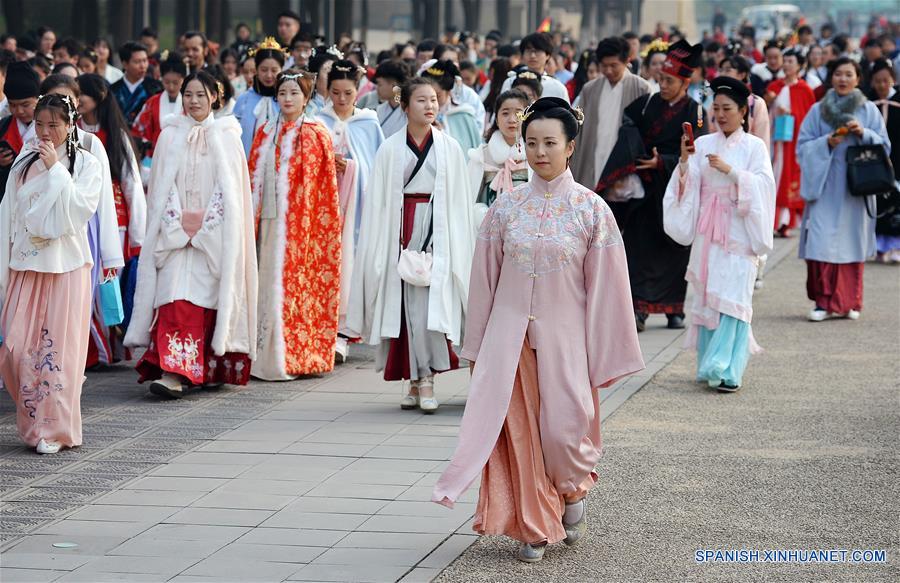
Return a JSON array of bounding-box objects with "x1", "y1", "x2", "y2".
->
[{"x1": 0, "y1": 145, "x2": 102, "y2": 309}]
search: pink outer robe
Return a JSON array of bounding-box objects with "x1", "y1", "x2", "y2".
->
[{"x1": 433, "y1": 169, "x2": 645, "y2": 507}]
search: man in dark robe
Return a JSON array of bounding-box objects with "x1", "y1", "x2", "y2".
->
[{"x1": 597, "y1": 39, "x2": 707, "y2": 332}]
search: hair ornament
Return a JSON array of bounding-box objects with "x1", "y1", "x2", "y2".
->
[
  {"x1": 248, "y1": 36, "x2": 289, "y2": 58},
  {"x1": 640, "y1": 38, "x2": 670, "y2": 58},
  {"x1": 507, "y1": 70, "x2": 517, "y2": 79},
  {"x1": 334, "y1": 65, "x2": 353, "y2": 73},
  {"x1": 517, "y1": 70, "x2": 539, "y2": 80},
  {"x1": 572, "y1": 105, "x2": 585, "y2": 125},
  {"x1": 392, "y1": 85, "x2": 402, "y2": 104},
  {"x1": 425, "y1": 67, "x2": 445, "y2": 77},
  {"x1": 326, "y1": 45, "x2": 344, "y2": 59},
  {"x1": 160, "y1": 49, "x2": 169, "y2": 61}
]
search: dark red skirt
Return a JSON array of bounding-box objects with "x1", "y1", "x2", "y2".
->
[
  {"x1": 806, "y1": 260, "x2": 864, "y2": 314},
  {"x1": 382, "y1": 193, "x2": 459, "y2": 381},
  {"x1": 136, "y1": 300, "x2": 251, "y2": 386}
]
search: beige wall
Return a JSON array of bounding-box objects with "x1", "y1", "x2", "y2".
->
[{"x1": 639, "y1": 0, "x2": 699, "y2": 41}]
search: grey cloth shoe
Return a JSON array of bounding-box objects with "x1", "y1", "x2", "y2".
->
[
  {"x1": 517, "y1": 543, "x2": 546, "y2": 563},
  {"x1": 563, "y1": 500, "x2": 587, "y2": 546}
]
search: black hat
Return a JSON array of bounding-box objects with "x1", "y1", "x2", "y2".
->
[
  {"x1": 662, "y1": 39, "x2": 703, "y2": 80},
  {"x1": 6, "y1": 61, "x2": 40, "y2": 100},
  {"x1": 710, "y1": 75, "x2": 751, "y2": 101}
]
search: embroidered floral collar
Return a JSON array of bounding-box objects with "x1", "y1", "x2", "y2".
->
[{"x1": 529, "y1": 168, "x2": 575, "y2": 197}]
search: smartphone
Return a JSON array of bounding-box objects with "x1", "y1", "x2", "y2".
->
[{"x1": 682, "y1": 122, "x2": 695, "y2": 153}]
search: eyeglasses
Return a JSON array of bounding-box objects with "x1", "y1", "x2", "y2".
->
[{"x1": 523, "y1": 49, "x2": 546, "y2": 57}]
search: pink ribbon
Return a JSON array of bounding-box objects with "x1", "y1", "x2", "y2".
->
[
  {"x1": 696, "y1": 188, "x2": 734, "y2": 304},
  {"x1": 487, "y1": 158, "x2": 528, "y2": 195}
]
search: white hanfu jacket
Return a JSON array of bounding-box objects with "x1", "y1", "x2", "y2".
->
[
  {"x1": 77, "y1": 128, "x2": 125, "y2": 270},
  {"x1": 0, "y1": 145, "x2": 102, "y2": 310},
  {"x1": 663, "y1": 129, "x2": 775, "y2": 346},
  {"x1": 346, "y1": 128, "x2": 475, "y2": 346},
  {"x1": 125, "y1": 113, "x2": 258, "y2": 358}
]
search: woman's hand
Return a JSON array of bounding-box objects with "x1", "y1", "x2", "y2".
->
[
  {"x1": 635, "y1": 147, "x2": 660, "y2": 171},
  {"x1": 846, "y1": 119, "x2": 864, "y2": 137},
  {"x1": 38, "y1": 140, "x2": 58, "y2": 170},
  {"x1": 679, "y1": 134, "x2": 694, "y2": 164},
  {"x1": 827, "y1": 132, "x2": 846, "y2": 149},
  {"x1": 706, "y1": 154, "x2": 732, "y2": 175},
  {"x1": 334, "y1": 153, "x2": 347, "y2": 173}
]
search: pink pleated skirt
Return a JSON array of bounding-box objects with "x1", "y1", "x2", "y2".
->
[{"x1": 0, "y1": 266, "x2": 92, "y2": 448}]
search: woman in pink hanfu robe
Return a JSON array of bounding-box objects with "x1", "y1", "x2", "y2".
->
[
  {"x1": 0, "y1": 94, "x2": 102, "y2": 454},
  {"x1": 433, "y1": 97, "x2": 644, "y2": 563},
  {"x1": 663, "y1": 77, "x2": 775, "y2": 392}
]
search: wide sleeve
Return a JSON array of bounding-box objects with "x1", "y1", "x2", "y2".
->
[
  {"x1": 467, "y1": 146, "x2": 488, "y2": 224},
  {"x1": 731, "y1": 140, "x2": 776, "y2": 256},
  {"x1": 0, "y1": 175, "x2": 13, "y2": 314},
  {"x1": 750, "y1": 95, "x2": 771, "y2": 146},
  {"x1": 89, "y1": 137, "x2": 126, "y2": 270},
  {"x1": 663, "y1": 153, "x2": 701, "y2": 246},
  {"x1": 459, "y1": 202, "x2": 503, "y2": 362},
  {"x1": 345, "y1": 143, "x2": 389, "y2": 340},
  {"x1": 796, "y1": 105, "x2": 832, "y2": 203},
  {"x1": 860, "y1": 102, "x2": 891, "y2": 151},
  {"x1": 121, "y1": 133, "x2": 147, "y2": 250},
  {"x1": 24, "y1": 157, "x2": 101, "y2": 240},
  {"x1": 584, "y1": 199, "x2": 645, "y2": 389}
]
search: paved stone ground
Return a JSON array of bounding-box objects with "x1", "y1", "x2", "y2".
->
[
  {"x1": 435, "y1": 247, "x2": 900, "y2": 582},
  {"x1": 0, "y1": 235, "x2": 763, "y2": 582}
]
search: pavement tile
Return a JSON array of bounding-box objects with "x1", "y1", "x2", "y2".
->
[
  {"x1": 237, "y1": 528, "x2": 347, "y2": 548},
  {"x1": 4, "y1": 534, "x2": 127, "y2": 556},
  {"x1": 105, "y1": 532, "x2": 228, "y2": 558},
  {"x1": 195, "y1": 440, "x2": 284, "y2": 454},
  {"x1": 260, "y1": 510, "x2": 370, "y2": 531},
  {"x1": 218, "y1": 420, "x2": 326, "y2": 442},
  {"x1": 66, "y1": 504, "x2": 182, "y2": 523},
  {"x1": 169, "y1": 452, "x2": 274, "y2": 466},
  {"x1": 0, "y1": 568, "x2": 67, "y2": 583},
  {"x1": 287, "y1": 563, "x2": 410, "y2": 582},
  {"x1": 34, "y1": 520, "x2": 154, "y2": 539},
  {"x1": 417, "y1": 534, "x2": 477, "y2": 569},
  {"x1": 53, "y1": 571, "x2": 162, "y2": 582},
  {"x1": 343, "y1": 458, "x2": 442, "y2": 473},
  {"x1": 90, "y1": 489, "x2": 205, "y2": 507},
  {"x1": 61, "y1": 554, "x2": 197, "y2": 576},
  {"x1": 398, "y1": 567, "x2": 442, "y2": 583},
  {"x1": 278, "y1": 442, "x2": 376, "y2": 457},
  {"x1": 377, "y1": 500, "x2": 476, "y2": 520},
  {"x1": 147, "y1": 463, "x2": 250, "y2": 479},
  {"x1": 322, "y1": 470, "x2": 425, "y2": 486},
  {"x1": 204, "y1": 542, "x2": 325, "y2": 563},
  {"x1": 358, "y1": 514, "x2": 471, "y2": 534},
  {"x1": 181, "y1": 557, "x2": 299, "y2": 582},
  {"x1": 279, "y1": 497, "x2": 389, "y2": 515},
  {"x1": 214, "y1": 479, "x2": 317, "y2": 497},
  {"x1": 137, "y1": 523, "x2": 250, "y2": 543},
  {"x1": 189, "y1": 490, "x2": 295, "y2": 511},
  {"x1": 303, "y1": 482, "x2": 408, "y2": 500},
  {"x1": 311, "y1": 547, "x2": 427, "y2": 567},
  {"x1": 122, "y1": 476, "x2": 226, "y2": 492},
  {"x1": 162, "y1": 507, "x2": 274, "y2": 527},
  {"x1": 0, "y1": 552, "x2": 94, "y2": 571}
]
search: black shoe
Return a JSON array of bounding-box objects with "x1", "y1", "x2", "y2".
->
[
  {"x1": 666, "y1": 315, "x2": 685, "y2": 329},
  {"x1": 716, "y1": 382, "x2": 741, "y2": 393},
  {"x1": 635, "y1": 313, "x2": 646, "y2": 333}
]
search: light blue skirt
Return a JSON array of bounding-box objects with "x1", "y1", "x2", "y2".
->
[{"x1": 696, "y1": 315, "x2": 752, "y2": 388}]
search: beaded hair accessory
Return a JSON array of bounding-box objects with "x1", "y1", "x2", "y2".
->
[
  {"x1": 333, "y1": 65, "x2": 354, "y2": 73},
  {"x1": 392, "y1": 85, "x2": 401, "y2": 104},
  {"x1": 517, "y1": 71, "x2": 539, "y2": 80},
  {"x1": 326, "y1": 45, "x2": 344, "y2": 59},
  {"x1": 248, "y1": 36, "x2": 289, "y2": 58}
]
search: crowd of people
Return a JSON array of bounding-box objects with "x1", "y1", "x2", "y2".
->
[{"x1": 0, "y1": 7, "x2": 898, "y2": 562}]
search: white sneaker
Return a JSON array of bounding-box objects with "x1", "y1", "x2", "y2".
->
[
  {"x1": 335, "y1": 337, "x2": 349, "y2": 362},
  {"x1": 754, "y1": 278, "x2": 764, "y2": 290},
  {"x1": 36, "y1": 439, "x2": 61, "y2": 455},
  {"x1": 400, "y1": 394, "x2": 419, "y2": 410},
  {"x1": 807, "y1": 308, "x2": 828, "y2": 322},
  {"x1": 846, "y1": 309, "x2": 860, "y2": 320}
]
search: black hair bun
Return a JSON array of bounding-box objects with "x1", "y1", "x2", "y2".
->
[{"x1": 521, "y1": 97, "x2": 582, "y2": 141}]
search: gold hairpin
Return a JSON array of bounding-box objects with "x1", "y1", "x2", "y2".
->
[
  {"x1": 425, "y1": 67, "x2": 445, "y2": 77},
  {"x1": 516, "y1": 110, "x2": 533, "y2": 122},
  {"x1": 640, "y1": 38, "x2": 670, "y2": 58},
  {"x1": 392, "y1": 85, "x2": 401, "y2": 104}
]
